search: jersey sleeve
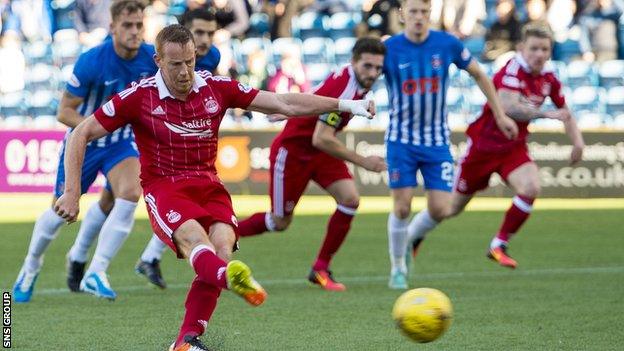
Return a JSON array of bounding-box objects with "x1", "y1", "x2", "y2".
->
[
  {"x1": 212, "y1": 78, "x2": 260, "y2": 109},
  {"x1": 450, "y1": 35, "x2": 472, "y2": 70},
  {"x1": 66, "y1": 52, "x2": 94, "y2": 98},
  {"x1": 93, "y1": 83, "x2": 141, "y2": 132},
  {"x1": 494, "y1": 63, "x2": 522, "y2": 93},
  {"x1": 549, "y1": 76, "x2": 566, "y2": 108},
  {"x1": 310, "y1": 70, "x2": 346, "y2": 98}
]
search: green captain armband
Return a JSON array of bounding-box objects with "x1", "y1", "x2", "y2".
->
[{"x1": 319, "y1": 112, "x2": 342, "y2": 128}]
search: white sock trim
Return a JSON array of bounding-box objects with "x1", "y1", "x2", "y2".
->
[
  {"x1": 265, "y1": 212, "x2": 277, "y2": 231},
  {"x1": 512, "y1": 196, "x2": 533, "y2": 213},
  {"x1": 189, "y1": 244, "x2": 214, "y2": 267},
  {"x1": 337, "y1": 204, "x2": 357, "y2": 216}
]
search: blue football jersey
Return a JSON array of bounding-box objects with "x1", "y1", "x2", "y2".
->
[
  {"x1": 195, "y1": 45, "x2": 221, "y2": 72},
  {"x1": 66, "y1": 40, "x2": 158, "y2": 148},
  {"x1": 383, "y1": 30, "x2": 472, "y2": 147}
]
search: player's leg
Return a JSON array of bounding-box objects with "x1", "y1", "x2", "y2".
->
[
  {"x1": 172, "y1": 220, "x2": 266, "y2": 350},
  {"x1": 135, "y1": 233, "x2": 168, "y2": 289},
  {"x1": 488, "y1": 160, "x2": 539, "y2": 268},
  {"x1": 81, "y1": 150, "x2": 141, "y2": 300},
  {"x1": 66, "y1": 187, "x2": 113, "y2": 292},
  {"x1": 12, "y1": 197, "x2": 64, "y2": 303},
  {"x1": 239, "y1": 145, "x2": 307, "y2": 236},
  {"x1": 386, "y1": 142, "x2": 419, "y2": 289},
  {"x1": 308, "y1": 177, "x2": 359, "y2": 291}
]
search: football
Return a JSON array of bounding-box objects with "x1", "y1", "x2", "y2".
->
[{"x1": 392, "y1": 288, "x2": 453, "y2": 343}]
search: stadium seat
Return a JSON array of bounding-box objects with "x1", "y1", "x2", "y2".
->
[
  {"x1": 3, "y1": 115, "x2": 27, "y2": 129},
  {"x1": 374, "y1": 88, "x2": 389, "y2": 113},
  {"x1": 553, "y1": 39, "x2": 582, "y2": 62},
  {"x1": 61, "y1": 64, "x2": 75, "y2": 83},
  {"x1": 576, "y1": 112, "x2": 605, "y2": 129},
  {"x1": 566, "y1": 60, "x2": 598, "y2": 87},
  {"x1": 598, "y1": 60, "x2": 624, "y2": 88},
  {"x1": 26, "y1": 63, "x2": 60, "y2": 91},
  {"x1": 306, "y1": 63, "x2": 332, "y2": 87},
  {"x1": 571, "y1": 86, "x2": 604, "y2": 113},
  {"x1": 333, "y1": 37, "x2": 356, "y2": 66},
  {"x1": 446, "y1": 86, "x2": 465, "y2": 114},
  {"x1": 613, "y1": 114, "x2": 624, "y2": 128},
  {"x1": 463, "y1": 37, "x2": 485, "y2": 58},
  {"x1": 247, "y1": 13, "x2": 270, "y2": 38},
  {"x1": 0, "y1": 91, "x2": 28, "y2": 118},
  {"x1": 329, "y1": 12, "x2": 357, "y2": 40},
  {"x1": 294, "y1": 12, "x2": 328, "y2": 40},
  {"x1": 302, "y1": 37, "x2": 334, "y2": 64},
  {"x1": 28, "y1": 90, "x2": 58, "y2": 118},
  {"x1": 24, "y1": 41, "x2": 53, "y2": 65},
  {"x1": 605, "y1": 86, "x2": 624, "y2": 116},
  {"x1": 33, "y1": 115, "x2": 59, "y2": 129},
  {"x1": 52, "y1": 29, "x2": 82, "y2": 66},
  {"x1": 271, "y1": 37, "x2": 303, "y2": 64},
  {"x1": 447, "y1": 112, "x2": 468, "y2": 130},
  {"x1": 467, "y1": 85, "x2": 487, "y2": 115},
  {"x1": 550, "y1": 60, "x2": 568, "y2": 83}
]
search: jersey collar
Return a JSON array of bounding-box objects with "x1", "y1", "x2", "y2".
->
[
  {"x1": 514, "y1": 53, "x2": 554, "y2": 75},
  {"x1": 155, "y1": 70, "x2": 208, "y2": 100}
]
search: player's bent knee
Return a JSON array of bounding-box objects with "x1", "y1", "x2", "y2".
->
[
  {"x1": 428, "y1": 206, "x2": 447, "y2": 222},
  {"x1": 115, "y1": 187, "x2": 142, "y2": 202},
  {"x1": 519, "y1": 183, "x2": 541, "y2": 198},
  {"x1": 394, "y1": 206, "x2": 411, "y2": 220},
  {"x1": 273, "y1": 216, "x2": 292, "y2": 231}
]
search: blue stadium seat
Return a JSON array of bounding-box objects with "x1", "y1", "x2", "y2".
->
[
  {"x1": 24, "y1": 41, "x2": 53, "y2": 65},
  {"x1": 571, "y1": 86, "x2": 604, "y2": 113},
  {"x1": 553, "y1": 39, "x2": 582, "y2": 62},
  {"x1": 566, "y1": 60, "x2": 598, "y2": 87},
  {"x1": 294, "y1": 12, "x2": 328, "y2": 40},
  {"x1": 374, "y1": 88, "x2": 389, "y2": 113},
  {"x1": 28, "y1": 90, "x2": 58, "y2": 118},
  {"x1": 467, "y1": 86, "x2": 487, "y2": 116},
  {"x1": 0, "y1": 91, "x2": 28, "y2": 118},
  {"x1": 306, "y1": 63, "x2": 332, "y2": 87},
  {"x1": 61, "y1": 64, "x2": 75, "y2": 83},
  {"x1": 549, "y1": 60, "x2": 568, "y2": 84},
  {"x1": 247, "y1": 13, "x2": 270, "y2": 38},
  {"x1": 26, "y1": 63, "x2": 60, "y2": 91},
  {"x1": 446, "y1": 86, "x2": 465, "y2": 114},
  {"x1": 302, "y1": 37, "x2": 334, "y2": 64},
  {"x1": 463, "y1": 37, "x2": 485, "y2": 58},
  {"x1": 605, "y1": 86, "x2": 624, "y2": 116},
  {"x1": 598, "y1": 60, "x2": 624, "y2": 88},
  {"x1": 271, "y1": 37, "x2": 303, "y2": 64},
  {"x1": 576, "y1": 112, "x2": 606, "y2": 129},
  {"x1": 329, "y1": 12, "x2": 357, "y2": 40},
  {"x1": 52, "y1": 29, "x2": 81, "y2": 66},
  {"x1": 613, "y1": 114, "x2": 624, "y2": 128},
  {"x1": 333, "y1": 37, "x2": 356, "y2": 66}
]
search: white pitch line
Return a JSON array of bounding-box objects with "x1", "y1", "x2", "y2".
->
[{"x1": 18, "y1": 265, "x2": 624, "y2": 297}]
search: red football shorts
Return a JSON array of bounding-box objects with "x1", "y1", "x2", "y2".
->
[
  {"x1": 143, "y1": 177, "x2": 238, "y2": 258},
  {"x1": 455, "y1": 142, "x2": 533, "y2": 195},
  {"x1": 269, "y1": 143, "x2": 352, "y2": 217}
]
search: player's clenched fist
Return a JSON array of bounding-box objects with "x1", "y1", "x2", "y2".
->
[
  {"x1": 54, "y1": 193, "x2": 80, "y2": 223},
  {"x1": 339, "y1": 99, "x2": 376, "y2": 119},
  {"x1": 361, "y1": 155, "x2": 387, "y2": 172}
]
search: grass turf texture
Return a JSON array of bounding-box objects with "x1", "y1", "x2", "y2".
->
[{"x1": 1, "y1": 198, "x2": 623, "y2": 350}]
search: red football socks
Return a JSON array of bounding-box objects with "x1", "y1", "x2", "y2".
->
[
  {"x1": 238, "y1": 212, "x2": 268, "y2": 237},
  {"x1": 313, "y1": 205, "x2": 356, "y2": 271},
  {"x1": 497, "y1": 195, "x2": 535, "y2": 242}
]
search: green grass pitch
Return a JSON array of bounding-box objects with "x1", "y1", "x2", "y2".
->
[{"x1": 1, "y1": 207, "x2": 623, "y2": 350}]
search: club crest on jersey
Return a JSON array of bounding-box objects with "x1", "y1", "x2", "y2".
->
[
  {"x1": 166, "y1": 210, "x2": 181, "y2": 223},
  {"x1": 431, "y1": 55, "x2": 442, "y2": 70},
  {"x1": 204, "y1": 97, "x2": 220, "y2": 114}
]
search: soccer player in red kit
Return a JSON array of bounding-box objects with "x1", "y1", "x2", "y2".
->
[
  {"x1": 54, "y1": 25, "x2": 375, "y2": 351},
  {"x1": 405, "y1": 23, "x2": 585, "y2": 269},
  {"x1": 237, "y1": 38, "x2": 387, "y2": 291}
]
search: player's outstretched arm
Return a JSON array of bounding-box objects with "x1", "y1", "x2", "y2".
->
[
  {"x1": 247, "y1": 90, "x2": 375, "y2": 119},
  {"x1": 312, "y1": 121, "x2": 386, "y2": 172},
  {"x1": 498, "y1": 89, "x2": 571, "y2": 123},
  {"x1": 466, "y1": 60, "x2": 518, "y2": 140},
  {"x1": 57, "y1": 91, "x2": 87, "y2": 128},
  {"x1": 54, "y1": 116, "x2": 110, "y2": 223},
  {"x1": 561, "y1": 107, "x2": 585, "y2": 165}
]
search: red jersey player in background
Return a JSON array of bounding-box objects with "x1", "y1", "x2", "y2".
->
[
  {"x1": 405, "y1": 23, "x2": 585, "y2": 269},
  {"x1": 54, "y1": 25, "x2": 375, "y2": 351},
  {"x1": 238, "y1": 37, "x2": 387, "y2": 292}
]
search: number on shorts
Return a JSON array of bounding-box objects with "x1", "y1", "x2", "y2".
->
[{"x1": 441, "y1": 161, "x2": 454, "y2": 186}]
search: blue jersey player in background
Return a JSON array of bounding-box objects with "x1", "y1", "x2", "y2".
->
[
  {"x1": 134, "y1": 8, "x2": 223, "y2": 289},
  {"x1": 384, "y1": 0, "x2": 518, "y2": 289},
  {"x1": 13, "y1": 0, "x2": 158, "y2": 302}
]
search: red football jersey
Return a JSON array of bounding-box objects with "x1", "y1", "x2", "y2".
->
[
  {"x1": 94, "y1": 70, "x2": 259, "y2": 187},
  {"x1": 467, "y1": 54, "x2": 566, "y2": 153},
  {"x1": 274, "y1": 65, "x2": 369, "y2": 151}
]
